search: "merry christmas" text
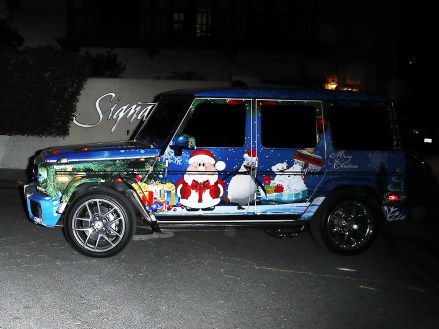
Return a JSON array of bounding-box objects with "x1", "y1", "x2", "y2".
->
[{"x1": 329, "y1": 151, "x2": 359, "y2": 169}]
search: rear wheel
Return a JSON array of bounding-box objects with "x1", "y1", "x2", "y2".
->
[
  {"x1": 310, "y1": 194, "x2": 380, "y2": 255},
  {"x1": 64, "y1": 189, "x2": 136, "y2": 258}
]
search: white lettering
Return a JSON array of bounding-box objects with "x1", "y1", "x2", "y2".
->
[
  {"x1": 73, "y1": 92, "x2": 156, "y2": 132},
  {"x1": 329, "y1": 151, "x2": 359, "y2": 169}
]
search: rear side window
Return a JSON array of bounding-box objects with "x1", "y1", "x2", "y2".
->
[
  {"x1": 329, "y1": 102, "x2": 394, "y2": 150},
  {"x1": 261, "y1": 104, "x2": 317, "y2": 148},
  {"x1": 183, "y1": 102, "x2": 246, "y2": 147}
]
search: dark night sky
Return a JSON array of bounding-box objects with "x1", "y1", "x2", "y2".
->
[{"x1": 396, "y1": 3, "x2": 435, "y2": 129}]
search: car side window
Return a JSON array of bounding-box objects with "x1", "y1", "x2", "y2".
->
[
  {"x1": 329, "y1": 102, "x2": 394, "y2": 150},
  {"x1": 182, "y1": 102, "x2": 246, "y2": 147},
  {"x1": 261, "y1": 103, "x2": 317, "y2": 148}
]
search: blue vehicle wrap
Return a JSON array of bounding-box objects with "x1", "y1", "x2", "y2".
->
[{"x1": 24, "y1": 88, "x2": 409, "y2": 233}]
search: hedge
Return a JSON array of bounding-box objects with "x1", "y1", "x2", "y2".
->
[{"x1": 0, "y1": 46, "x2": 89, "y2": 137}]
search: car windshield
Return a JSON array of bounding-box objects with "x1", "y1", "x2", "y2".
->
[{"x1": 133, "y1": 95, "x2": 193, "y2": 149}]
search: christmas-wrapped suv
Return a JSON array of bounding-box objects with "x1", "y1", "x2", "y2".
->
[{"x1": 24, "y1": 87, "x2": 410, "y2": 257}]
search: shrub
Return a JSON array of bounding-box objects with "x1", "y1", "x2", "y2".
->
[
  {"x1": 1, "y1": 17, "x2": 127, "y2": 137},
  {"x1": 0, "y1": 46, "x2": 89, "y2": 137},
  {"x1": 0, "y1": 18, "x2": 23, "y2": 49},
  {"x1": 0, "y1": 46, "x2": 126, "y2": 136}
]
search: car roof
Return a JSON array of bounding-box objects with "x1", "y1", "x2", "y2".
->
[{"x1": 156, "y1": 87, "x2": 392, "y2": 102}]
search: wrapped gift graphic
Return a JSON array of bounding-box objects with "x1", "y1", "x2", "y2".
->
[
  {"x1": 262, "y1": 175, "x2": 272, "y2": 186},
  {"x1": 159, "y1": 189, "x2": 165, "y2": 200},
  {"x1": 165, "y1": 190, "x2": 176, "y2": 205},
  {"x1": 274, "y1": 185, "x2": 284, "y2": 193},
  {"x1": 154, "y1": 200, "x2": 166, "y2": 213},
  {"x1": 265, "y1": 186, "x2": 275, "y2": 194},
  {"x1": 145, "y1": 191, "x2": 154, "y2": 206}
]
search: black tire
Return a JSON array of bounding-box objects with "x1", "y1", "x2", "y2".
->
[
  {"x1": 63, "y1": 188, "x2": 136, "y2": 258},
  {"x1": 310, "y1": 193, "x2": 381, "y2": 255}
]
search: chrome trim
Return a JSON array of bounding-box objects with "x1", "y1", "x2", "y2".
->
[{"x1": 57, "y1": 202, "x2": 67, "y2": 214}]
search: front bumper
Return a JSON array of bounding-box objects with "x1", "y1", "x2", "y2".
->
[{"x1": 24, "y1": 182, "x2": 62, "y2": 227}]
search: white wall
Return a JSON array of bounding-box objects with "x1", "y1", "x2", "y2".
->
[{"x1": 0, "y1": 78, "x2": 229, "y2": 170}]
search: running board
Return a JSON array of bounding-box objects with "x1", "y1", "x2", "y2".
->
[
  {"x1": 156, "y1": 216, "x2": 303, "y2": 229},
  {"x1": 264, "y1": 225, "x2": 307, "y2": 238}
]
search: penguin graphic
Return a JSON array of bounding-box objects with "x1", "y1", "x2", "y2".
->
[{"x1": 223, "y1": 149, "x2": 266, "y2": 210}]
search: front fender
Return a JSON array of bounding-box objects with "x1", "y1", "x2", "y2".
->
[
  {"x1": 59, "y1": 175, "x2": 139, "y2": 213},
  {"x1": 60, "y1": 176, "x2": 104, "y2": 204}
]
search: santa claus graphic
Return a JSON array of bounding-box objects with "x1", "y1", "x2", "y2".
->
[{"x1": 176, "y1": 149, "x2": 226, "y2": 210}]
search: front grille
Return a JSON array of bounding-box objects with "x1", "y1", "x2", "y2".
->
[{"x1": 30, "y1": 200, "x2": 42, "y2": 218}]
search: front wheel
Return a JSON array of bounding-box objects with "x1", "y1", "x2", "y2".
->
[
  {"x1": 310, "y1": 195, "x2": 381, "y2": 255},
  {"x1": 64, "y1": 189, "x2": 136, "y2": 258}
]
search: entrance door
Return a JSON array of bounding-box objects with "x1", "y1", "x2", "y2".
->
[
  {"x1": 254, "y1": 99, "x2": 326, "y2": 215},
  {"x1": 162, "y1": 97, "x2": 256, "y2": 216}
]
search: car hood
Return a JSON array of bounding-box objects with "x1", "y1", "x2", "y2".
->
[{"x1": 38, "y1": 141, "x2": 160, "y2": 163}]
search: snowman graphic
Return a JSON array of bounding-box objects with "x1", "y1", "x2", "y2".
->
[
  {"x1": 176, "y1": 149, "x2": 226, "y2": 210},
  {"x1": 271, "y1": 160, "x2": 307, "y2": 193}
]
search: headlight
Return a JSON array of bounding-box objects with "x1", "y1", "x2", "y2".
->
[{"x1": 55, "y1": 175, "x2": 70, "y2": 183}]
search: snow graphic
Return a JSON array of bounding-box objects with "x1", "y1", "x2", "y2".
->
[
  {"x1": 161, "y1": 148, "x2": 182, "y2": 165},
  {"x1": 384, "y1": 206, "x2": 408, "y2": 221}
]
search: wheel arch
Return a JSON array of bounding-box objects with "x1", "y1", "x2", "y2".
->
[
  {"x1": 309, "y1": 184, "x2": 385, "y2": 255},
  {"x1": 62, "y1": 183, "x2": 138, "y2": 257},
  {"x1": 313, "y1": 182, "x2": 385, "y2": 222},
  {"x1": 60, "y1": 176, "x2": 137, "y2": 211}
]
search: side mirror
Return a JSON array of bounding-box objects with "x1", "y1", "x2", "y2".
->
[
  {"x1": 172, "y1": 134, "x2": 196, "y2": 149},
  {"x1": 173, "y1": 135, "x2": 191, "y2": 148},
  {"x1": 170, "y1": 134, "x2": 196, "y2": 156}
]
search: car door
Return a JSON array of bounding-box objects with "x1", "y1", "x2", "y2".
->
[
  {"x1": 254, "y1": 98, "x2": 327, "y2": 215},
  {"x1": 161, "y1": 97, "x2": 256, "y2": 216}
]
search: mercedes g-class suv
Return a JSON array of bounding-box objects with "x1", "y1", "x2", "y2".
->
[{"x1": 24, "y1": 87, "x2": 409, "y2": 257}]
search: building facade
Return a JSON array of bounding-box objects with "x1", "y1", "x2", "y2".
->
[{"x1": 1, "y1": 0, "x2": 401, "y2": 92}]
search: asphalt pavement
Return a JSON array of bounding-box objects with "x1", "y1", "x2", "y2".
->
[
  {"x1": 0, "y1": 168, "x2": 29, "y2": 188},
  {"x1": 3, "y1": 167, "x2": 439, "y2": 293}
]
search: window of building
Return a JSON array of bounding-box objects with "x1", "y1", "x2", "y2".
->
[
  {"x1": 196, "y1": 9, "x2": 211, "y2": 37},
  {"x1": 173, "y1": 12, "x2": 185, "y2": 33},
  {"x1": 183, "y1": 102, "x2": 246, "y2": 147},
  {"x1": 261, "y1": 103, "x2": 317, "y2": 148},
  {"x1": 329, "y1": 102, "x2": 394, "y2": 150}
]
